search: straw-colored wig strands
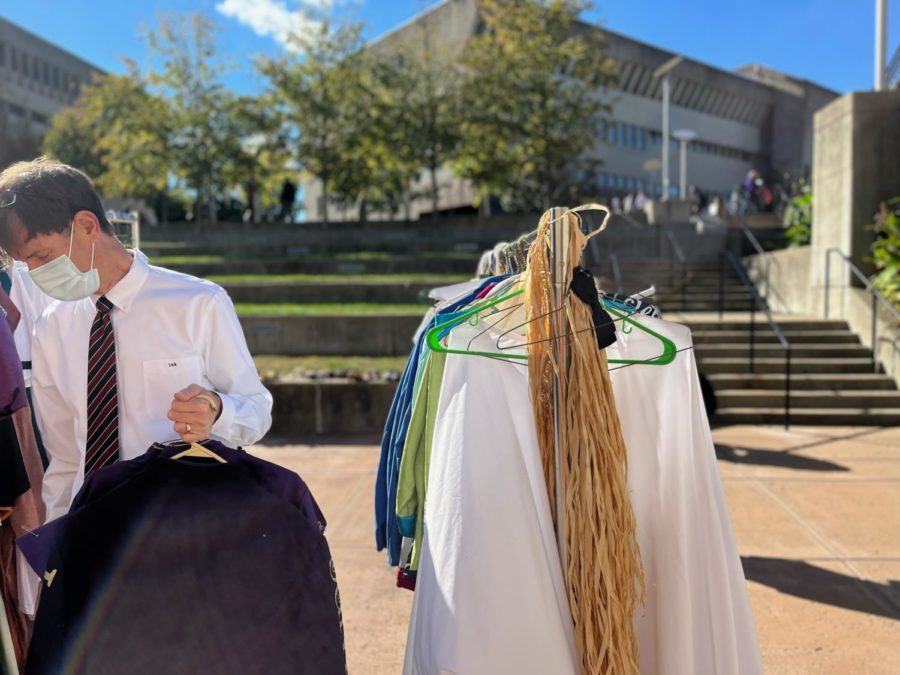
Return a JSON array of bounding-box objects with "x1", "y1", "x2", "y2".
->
[{"x1": 524, "y1": 210, "x2": 644, "y2": 675}]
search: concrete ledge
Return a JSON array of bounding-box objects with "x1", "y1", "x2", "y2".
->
[
  {"x1": 241, "y1": 314, "x2": 423, "y2": 356},
  {"x1": 266, "y1": 379, "x2": 398, "y2": 436},
  {"x1": 225, "y1": 281, "x2": 434, "y2": 305},
  {"x1": 162, "y1": 257, "x2": 477, "y2": 277}
]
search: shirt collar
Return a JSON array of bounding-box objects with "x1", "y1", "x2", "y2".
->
[{"x1": 97, "y1": 250, "x2": 149, "y2": 314}]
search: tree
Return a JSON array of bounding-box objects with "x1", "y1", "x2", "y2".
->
[
  {"x1": 221, "y1": 93, "x2": 292, "y2": 223},
  {"x1": 371, "y1": 24, "x2": 462, "y2": 219},
  {"x1": 43, "y1": 67, "x2": 173, "y2": 215},
  {"x1": 261, "y1": 20, "x2": 378, "y2": 224},
  {"x1": 146, "y1": 13, "x2": 232, "y2": 223},
  {"x1": 453, "y1": 0, "x2": 618, "y2": 213}
]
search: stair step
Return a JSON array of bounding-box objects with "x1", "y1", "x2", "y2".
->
[
  {"x1": 693, "y1": 330, "x2": 861, "y2": 345},
  {"x1": 714, "y1": 390, "x2": 900, "y2": 408},
  {"x1": 695, "y1": 344, "x2": 871, "y2": 358},
  {"x1": 714, "y1": 408, "x2": 900, "y2": 426},
  {"x1": 683, "y1": 319, "x2": 850, "y2": 332},
  {"x1": 707, "y1": 373, "x2": 897, "y2": 390},
  {"x1": 697, "y1": 358, "x2": 874, "y2": 374}
]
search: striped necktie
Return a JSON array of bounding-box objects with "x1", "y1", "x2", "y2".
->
[{"x1": 85, "y1": 296, "x2": 120, "y2": 475}]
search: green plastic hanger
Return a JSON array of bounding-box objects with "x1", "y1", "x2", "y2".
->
[{"x1": 425, "y1": 288, "x2": 678, "y2": 366}]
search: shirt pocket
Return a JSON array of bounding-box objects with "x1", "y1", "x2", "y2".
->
[{"x1": 142, "y1": 356, "x2": 206, "y2": 421}]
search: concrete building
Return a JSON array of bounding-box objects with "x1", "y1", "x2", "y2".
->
[
  {"x1": 0, "y1": 17, "x2": 103, "y2": 164},
  {"x1": 304, "y1": 0, "x2": 839, "y2": 221}
]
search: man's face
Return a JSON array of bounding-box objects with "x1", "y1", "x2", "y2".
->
[{"x1": 8, "y1": 215, "x2": 94, "y2": 273}]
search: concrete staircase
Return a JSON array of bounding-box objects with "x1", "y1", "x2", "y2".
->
[
  {"x1": 686, "y1": 317, "x2": 900, "y2": 425},
  {"x1": 610, "y1": 258, "x2": 900, "y2": 426}
]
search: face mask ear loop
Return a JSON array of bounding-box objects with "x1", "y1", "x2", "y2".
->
[
  {"x1": 67, "y1": 221, "x2": 76, "y2": 258},
  {"x1": 90, "y1": 242, "x2": 95, "y2": 271}
]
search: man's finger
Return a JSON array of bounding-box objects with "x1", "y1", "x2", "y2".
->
[
  {"x1": 167, "y1": 409, "x2": 208, "y2": 424},
  {"x1": 174, "y1": 384, "x2": 206, "y2": 402},
  {"x1": 169, "y1": 399, "x2": 208, "y2": 413}
]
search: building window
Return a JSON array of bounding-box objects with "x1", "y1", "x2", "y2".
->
[
  {"x1": 32, "y1": 113, "x2": 48, "y2": 126},
  {"x1": 598, "y1": 173, "x2": 607, "y2": 187},
  {"x1": 53, "y1": 66, "x2": 60, "y2": 89},
  {"x1": 607, "y1": 123, "x2": 618, "y2": 145},
  {"x1": 43, "y1": 62, "x2": 50, "y2": 85},
  {"x1": 10, "y1": 47, "x2": 17, "y2": 72},
  {"x1": 638, "y1": 127, "x2": 646, "y2": 150},
  {"x1": 0, "y1": 43, "x2": 5, "y2": 68}
]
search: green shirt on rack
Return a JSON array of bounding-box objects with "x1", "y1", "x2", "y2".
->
[{"x1": 396, "y1": 348, "x2": 447, "y2": 571}]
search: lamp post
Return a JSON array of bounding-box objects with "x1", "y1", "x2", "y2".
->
[
  {"x1": 653, "y1": 56, "x2": 683, "y2": 201},
  {"x1": 672, "y1": 129, "x2": 698, "y2": 200},
  {"x1": 875, "y1": 0, "x2": 888, "y2": 90}
]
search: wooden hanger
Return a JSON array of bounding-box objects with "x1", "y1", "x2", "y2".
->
[{"x1": 170, "y1": 441, "x2": 226, "y2": 463}]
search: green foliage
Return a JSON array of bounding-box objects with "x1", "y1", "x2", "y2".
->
[
  {"x1": 782, "y1": 184, "x2": 812, "y2": 246},
  {"x1": 259, "y1": 21, "x2": 371, "y2": 223},
  {"x1": 43, "y1": 67, "x2": 172, "y2": 200},
  {"x1": 145, "y1": 14, "x2": 234, "y2": 222},
  {"x1": 870, "y1": 197, "x2": 900, "y2": 307},
  {"x1": 452, "y1": 0, "x2": 617, "y2": 212}
]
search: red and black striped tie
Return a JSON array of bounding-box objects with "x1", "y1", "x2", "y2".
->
[{"x1": 85, "y1": 295, "x2": 120, "y2": 475}]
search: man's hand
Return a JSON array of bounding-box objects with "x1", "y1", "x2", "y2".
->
[{"x1": 167, "y1": 384, "x2": 222, "y2": 443}]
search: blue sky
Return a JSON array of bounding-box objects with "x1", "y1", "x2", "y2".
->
[{"x1": 2, "y1": 0, "x2": 897, "y2": 94}]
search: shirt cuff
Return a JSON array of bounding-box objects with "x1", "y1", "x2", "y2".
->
[{"x1": 210, "y1": 391, "x2": 236, "y2": 438}]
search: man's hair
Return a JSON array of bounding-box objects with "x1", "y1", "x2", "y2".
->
[{"x1": 0, "y1": 157, "x2": 112, "y2": 257}]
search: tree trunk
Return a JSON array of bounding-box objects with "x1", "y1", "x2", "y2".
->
[
  {"x1": 207, "y1": 193, "x2": 217, "y2": 225},
  {"x1": 430, "y1": 163, "x2": 439, "y2": 220},
  {"x1": 321, "y1": 176, "x2": 330, "y2": 225},
  {"x1": 479, "y1": 193, "x2": 492, "y2": 218},
  {"x1": 358, "y1": 195, "x2": 368, "y2": 224}
]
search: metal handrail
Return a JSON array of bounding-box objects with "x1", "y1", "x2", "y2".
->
[
  {"x1": 662, "y1": 224, "x2": 686, "y2": 263},
  {"x1": 824, "y1": 247, "x2": 900, "y2": 374},
  {"x1": 661, "y1": 224, "x2": 687, "y2": 307},
  {"x1": 877, "y1": 337, "x2": 900, "y2": 379},
  {"x1": 609, "y1": 252, "x2": 623, "y2": 292},
  {"x1": 720, "y1": 250, "x2": 793, "y2": 429},
  {"x1": 737, "y1": 216, "x2": 770, "y2": 300}
]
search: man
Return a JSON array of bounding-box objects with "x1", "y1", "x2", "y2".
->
[{"x1": 0, "y1": 158, "x2": 273, "y2": 521}]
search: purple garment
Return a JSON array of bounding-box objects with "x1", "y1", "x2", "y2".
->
[
  {"x1": 0, "y1": 297, "x2": 26, "y2": 417},
  {"x1": 19, "y1": 440, "x2": 325, "y2": 578},
  {"x1": 25, "y1": 449, "x2": 345, "y2": 675}
]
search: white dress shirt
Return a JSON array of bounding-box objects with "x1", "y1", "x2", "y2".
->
[
  {"x1": 8, "y1": 261, "x2": 55, "y2": 387},
  {"x1": 31, "y1": 252, "x2": 273, "y2": 521}
]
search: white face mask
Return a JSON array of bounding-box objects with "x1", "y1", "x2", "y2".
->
[{"x1": 28, "y1": 224, "x2": 99, "y2": 301}]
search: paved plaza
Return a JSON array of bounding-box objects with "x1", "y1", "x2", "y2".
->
[{"x1": 250, "y1": 424, "x2": 900, "y2": 675}]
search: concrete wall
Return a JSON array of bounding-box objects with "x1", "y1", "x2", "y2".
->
[
  {"x1": 745, "y1": 245, "x2": 900, "y2": 386},
  {"x1": 266, "y1": 380, "x2": 397, "y2": 438},
  {"x1": 0, "y1": 18, "x2": 102, "y2": 135},
  {"x1": 241, "y1": 314, "x2": 424, "y2": 357},
  {"x1": 811, "y1": 89, "x2": 900, "y2": 295}
]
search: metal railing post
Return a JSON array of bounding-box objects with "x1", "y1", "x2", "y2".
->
[
  {"x1": 784, "y1": 345, "x2": 791, "y2": 430},
  {"x1": 824, "y1": 249, "x2": 831, "y2": 319},
  {"x1": 749, "y1": 286, "x2": 756, "y2": 372},
  {"x1": 718, "y1": 253, "x2": 725, "y2": 321},
  {"x1": 872, "y1": 294, "x2": 878, "y2": 373}
]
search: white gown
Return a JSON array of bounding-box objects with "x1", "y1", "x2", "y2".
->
[
  {"x1": 404, "y1": 316, "x2": 762, "y2": 675},
  {"x1": 608, "y1": 317, "x2": 763, "y2": 675},
  {"x1": 403, "y1": 321, "x2": 579, "y2": 675}
]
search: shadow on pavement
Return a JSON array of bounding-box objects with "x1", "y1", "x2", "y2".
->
[
  {"x1": 715, "y1": 443, "x2": 849, "y2": 472},
  {"x1": 741, "y1": 556, "x2": 900, "y2": 620}
]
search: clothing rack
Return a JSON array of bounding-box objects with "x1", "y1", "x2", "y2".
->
[
  {"x1": 492, "y1": 206, "x2": 600, "y2": 583},
  {"x1": 105, "y1": 210, "x2": 140, "y2": 251}
]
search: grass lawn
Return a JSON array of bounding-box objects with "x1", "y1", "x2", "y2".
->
[
  {"x1": 235, "y1": 303, "x2": 427, "y2": 315},
  {"x1": 208, "y1": 273, "x2": 469, "y2": 284},
  {"x1": 151, "y1": 251, "x2": 478, "y2": 266},
  {"x1": 254, "y1": 355, "x2": 407, "y2": 379}
]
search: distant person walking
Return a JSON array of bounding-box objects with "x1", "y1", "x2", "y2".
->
[{"x1": 279, "y1": 179, "x2": 297, "y2": 223}]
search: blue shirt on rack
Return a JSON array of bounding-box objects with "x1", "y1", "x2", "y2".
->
[{"x1": 374, "y1": 276, "x2": 507, "y2": 566}]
